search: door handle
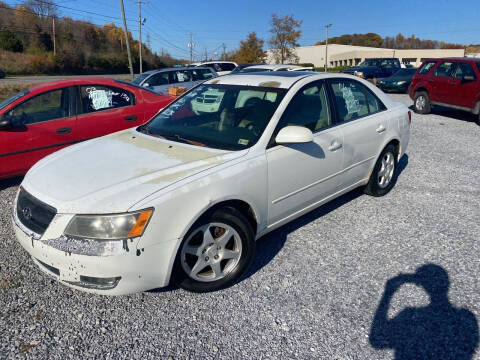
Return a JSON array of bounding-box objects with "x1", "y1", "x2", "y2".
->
[
  {"x1": 328, "y1": 141, "x2": 342, "y2": 152},
  {"x1": 56, "y1": 127, "x2": 72, "y2": 134},
  {"x1": 376, "y1": 125, "x2": 386, "y2": 134},
  {"x1": 449, "y1": 81, "x2": 458, "y2": 85},
  {"x1": 124, "y1": 115, "x2": 138, "y2": 122},
  {"x1": 428, "y1": 79, "x2": 434, "y2": 83}
]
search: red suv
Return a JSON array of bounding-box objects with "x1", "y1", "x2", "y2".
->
[{"x1": 409, "y1": 58, "x2": 480, "y2": 123}]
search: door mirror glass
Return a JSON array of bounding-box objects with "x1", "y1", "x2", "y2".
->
[
  {"x1": 143, "y1": 83, "x2": 150, "y2": 87},
  {"x1": 275, "y1": 126, "x2": 313, "y2": 144}
]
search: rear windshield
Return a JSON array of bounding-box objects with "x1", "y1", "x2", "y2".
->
[
  {"x1": 0, "y1": 90, "x2": 29, "y2": 110},
  {"x1": 131, "y1": 73, "x2": 150, "y2": 85}
]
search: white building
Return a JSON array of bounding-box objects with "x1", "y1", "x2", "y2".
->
[{"x1": 266, "y1": 44, "x2": 466, "y2": 68}]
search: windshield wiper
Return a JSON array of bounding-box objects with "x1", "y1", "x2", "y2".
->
[{"x1": 153, "y1": 133, "x2": 206, "y2": 147}]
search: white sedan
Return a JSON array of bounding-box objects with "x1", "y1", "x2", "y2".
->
[{"x1": 13, "y1": 72, "x2": 410, "y2": 295}]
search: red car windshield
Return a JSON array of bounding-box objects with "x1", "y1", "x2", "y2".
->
[{"x1": 0, "y1": 90, "x2": 29, "y2": 111}]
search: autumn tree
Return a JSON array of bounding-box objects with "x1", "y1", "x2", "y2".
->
[
  {"x1": 269, "y1": 14, "x2": 302, "y2": 64},
  {"x1": 234, "y1": 32, "x2": 266, "y2": 63},
  {"x1": 22, "y1": 0, "x2": 57, "y2": 17}
]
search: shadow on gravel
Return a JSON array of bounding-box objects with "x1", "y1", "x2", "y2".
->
[
  {"x1": 408, "y1": 105, "x2": 480, "y2": 125},
  {"x1": 369, "y1": 264, "x2": 479, "y2": 359},
  {"x1": 0, "y1": 176, "x2": 23, "y2": 191}
]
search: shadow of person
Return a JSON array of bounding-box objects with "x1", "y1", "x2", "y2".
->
[{"x1": 369, "y1": 264, "x2": 479, "y2": 359}]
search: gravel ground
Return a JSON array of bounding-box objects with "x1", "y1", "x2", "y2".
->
[{"x1": 1, "y1": 94, "x2": 479, "y2": 359}]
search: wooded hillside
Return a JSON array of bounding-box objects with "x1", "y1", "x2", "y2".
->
[{"x1": 0, "y1": 1, "x2": 182, "y2": 75}]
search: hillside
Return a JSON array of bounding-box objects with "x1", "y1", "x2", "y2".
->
[{"x1": 0, "y1": 1, "x2": 182, "y2": 75}]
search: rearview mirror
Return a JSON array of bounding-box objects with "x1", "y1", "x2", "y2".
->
[
  {"x1": 0, "y1": 115, "x2": 12, "y2": 130},
  {"x1": 275, "y1": 126, "x2": 313, "y2": 144}
]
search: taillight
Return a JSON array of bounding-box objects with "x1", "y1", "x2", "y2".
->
[{"x1": 408, "y1": 111, "x2": 412, "y2": 124}]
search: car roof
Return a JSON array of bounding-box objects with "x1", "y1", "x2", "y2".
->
[
  {"x1": 202, "y1": 71, "x2": 345, "y2": 89},
  {"x1": 142, "y1": 66, "x2": 211, "y2": 75},
  {"x1": 421, "y1": 57, "x2": 480, "y2": 63},
  {"x1": 245, "y1": 64, "x2": 300, "y2": 71},
  {"x1": 28, "y1": 77, "x2": 122, "y2": 92}
]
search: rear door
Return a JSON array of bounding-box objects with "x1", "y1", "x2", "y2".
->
[
  {"x1": 0, "y1": 87, "x2": 77, "y2": 177},
  {"x1": 75, "y1": 84, "x2": 143, "y2": 141},
  {"x1": 451, "y1": 62, "x2": 478, "y2": 108},
  {"x1": 328, "y1": 78, "x2": 388, "y2": 189},
  {"x1": 431, "y1": 61, "x2": 456, "y2": 103}
]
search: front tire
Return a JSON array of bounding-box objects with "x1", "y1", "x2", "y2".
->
[
  {"x1": 414, "y1": 91, "x2": 431, "y2": 114},
  {"x1": 365, "y1": 144, "x2": 398, "y2": 197},
  {"x1": 173, "y1": 207, "x2": 255, "y2": 293}
]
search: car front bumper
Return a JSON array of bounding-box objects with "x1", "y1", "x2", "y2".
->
[
  {"x1": 13, "y1": 213, "x2": 179, "y2": 296},
  {"x1": 378, "y1": 83, "x2": 409, "y2": 93}
]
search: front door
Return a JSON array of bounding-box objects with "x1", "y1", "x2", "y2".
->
[
  {"x1": 267, "y1": 80, "x2": 344, "y2": 226},
  {"x1": 76, "y1": 84, "x2": 143, "y2": 141},
  {"x1": 0, "y1": 87, "x2": 77, "y2": 177}
]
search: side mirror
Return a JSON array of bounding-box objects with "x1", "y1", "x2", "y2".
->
[
  {"x1": 463, "y1": 75, "x2": 475, "y2": 82},
  {"x1": 275, "y1": 126, "x2": 313, "y2": 144},
  {"x1": 0, "y1": 115, "x2": 12, "y2": 130}
]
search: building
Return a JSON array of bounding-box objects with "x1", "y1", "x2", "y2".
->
[{"x1": 266, "y1": 44, "x2": 466, "y2": 68}]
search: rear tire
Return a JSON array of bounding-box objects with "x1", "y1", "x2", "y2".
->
[
  {"x1": 173, "y1": 207, "x2": 255, "y2": 293},
  {"x1": 365, "y1": 144, "x2": 398, "y2": 197},
  {"x1": 414, "y1": 91, "x2": 431, "y2": 114}
]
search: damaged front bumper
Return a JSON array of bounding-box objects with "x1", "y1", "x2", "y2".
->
[{"x1": 13, "y1": 212, "x2": 179, "y2": 296}]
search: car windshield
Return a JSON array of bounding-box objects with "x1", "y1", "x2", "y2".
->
[
  {"x1": 358, "y1": 59, "x2": 380, "y2": 67},
  {"x1": 131, "y1": 73, "x2": 150, "y2": 85},
  {"x1": 138, "y1": 84, "x2": 287, "y2": 151},
  {"x1": 394, "y1": 69, "x2": 417, "y2": 76},
  {"x1": 0, "y1": 90, "x2": 29, "y2": 110}
]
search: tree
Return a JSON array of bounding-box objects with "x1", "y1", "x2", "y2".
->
[
  {"x1": 22, "y1": 0, "x2": 57, "y2": 17},
  {"x1": 234, "y1": 32, "x2": 266, "y2": 63},
  {"x1": 268, "y1": 14, "x2": 302, "y2": 64},
  {"x1": 0, "y1": 30, "x2": 24, "y2": 52}
]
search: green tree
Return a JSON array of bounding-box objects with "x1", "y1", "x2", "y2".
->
[
  {"x1": 234, "y1": 32, "x2": 266, "y2": 63},
  {"x1": 0, "y1": 30, "x2": 24, "y2": 52},
  {"x1": 268, "y1": 14, "x2": 302, "y2": 64}
]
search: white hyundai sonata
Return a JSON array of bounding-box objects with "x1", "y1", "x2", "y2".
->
[{"x1": 13, "y1": 72, "x2": 410, "y2": 295}]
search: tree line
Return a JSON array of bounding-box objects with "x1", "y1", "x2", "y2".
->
[{"x1": 0, "y1": 0, "x2": 180, "y2": 74}]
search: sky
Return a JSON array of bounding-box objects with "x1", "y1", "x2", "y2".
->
[{"x1": 3, "y1": 0, "x2": 480, "y2": 60}]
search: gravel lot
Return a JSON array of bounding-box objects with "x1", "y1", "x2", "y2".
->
[{"x1": 1, "y1": 94, "x2": 479, "y2": 359}]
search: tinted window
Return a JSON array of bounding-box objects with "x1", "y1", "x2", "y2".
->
[
  {"x1": 453, "y1": 63, "x2": 477, "y2": 79},
  {"x1": 434, "y1": 62, "x2": 455, "y2": 77},
  {"x1": 278, "y1": 81, "x2": 331, "y2": 132},
  {"x1": 8, "y1": 88, "x2": 69, "y2": 125},
  {"x1": 141, "y1": 84, "x2": 286, "y2": 150},
  {"x1": 191, "y1": 68, "x2": 215, "y2": 80},
  {"x1": 330, "y1": 80, "x2": 370, "y2": 121},
  {"x1": 419, "y1": 62, "x2": 436, "y2": 74},
  {"x1": 147, "y1": 72, "x2": 170, "y2": 86},
  {"x1": 79, "y1": 85, "x2": 134, "y2": 114},
  {"x1": 219, "y1": 63, "x2": 236, "y2": 71},
  {"x1": 476, "y1": 63, "x2": 480, "y2": 73}
]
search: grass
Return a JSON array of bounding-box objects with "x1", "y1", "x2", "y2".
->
[{"x1": 0, "y1": 83, "x2": 32, "y2": 102}]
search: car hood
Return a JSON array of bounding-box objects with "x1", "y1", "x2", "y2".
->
[
  {"x1": 380, "y1": 75, "x2": 412, "y2": 83},
  {"x1": 23, "y1": 129, "x2": 246, "y2": 213}
]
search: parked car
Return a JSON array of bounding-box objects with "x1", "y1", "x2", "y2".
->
[
  {"x1": 131, "y1": 67, "x2": 217, "y2": 95},
  {"x1": 409, "y1": 58, "x2": 480, "y2": 123},
  {"x1": 377, "y1": 68, "x2": 417, "y2": 93},
  {"x1": 0, "y1": 68, "x2": 5, "y2": 79},
  {"x1": 188, "y1": 61, "x2": 238, "y2": 76},
  {"x1": 341, "y1": 58, "x2": 401, "y2": 81},
  {"x1": 13, "y1": 72, "x2": 410, "y2": 295},
  {"x1": 0, "y1": 78, "x2": 174, "y2": 179},
  {"x1": 230, "y1": 63, "x2": 265, "y2": 73}
]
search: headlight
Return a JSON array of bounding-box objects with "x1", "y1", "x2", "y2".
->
[
  {"x1": 64, "y1": 209, "x2": 153, "y2": 240},
  {"x1": 355, "y1": 71, "x2": 364, "y2": 78},
  {"x1": 396, "y1": 81, "x2": 407, "y2": 85}
]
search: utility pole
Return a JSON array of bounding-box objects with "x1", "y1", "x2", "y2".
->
[
  {"x1": 133, "y1": 1, "x2": 148, "y2": 74},
  {"x1": 120, "y1": 0, "x2": 134, "y2": 79},
  {"x1": 324, "y1": 24, "x2": 332, "y2": 72},
  {"x1": 188, "y1": 33, "x2": 194, "y2": 63},
  {"x1": 221, "y1": 43, "x2": 226, "y2": 60},
  {"x1": 204, "y1": 48, "x2": 208, "y2": 61},
  {"x1": 52, "y1": 17, "x2": 56, "y2": 55}
]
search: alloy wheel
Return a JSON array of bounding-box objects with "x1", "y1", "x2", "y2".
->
[
  {"x1": 377, "y1": 152, "x2": 395, "y2": 188},
  {"x1": 180, "y1": 222, "x2": 242, "y2": 282}
]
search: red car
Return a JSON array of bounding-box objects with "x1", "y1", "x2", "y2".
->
[
  {"x1": 0, "y1": 78, "x2": 174, "y2": 179},
  {"x1": 409, "y1": 57, "x2": 480, "y2": 123}
]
